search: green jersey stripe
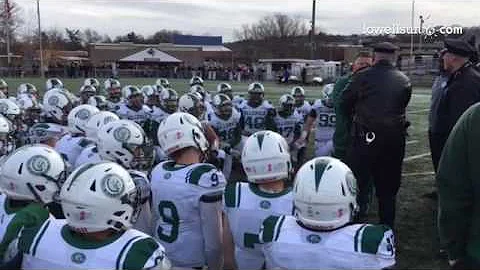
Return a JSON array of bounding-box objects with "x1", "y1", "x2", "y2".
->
[
  {"x1": 188, "y1": 165, "x2": 216, "y2": 185},
  {"x1": 122, "y1": 237, "x2": 160, "y2": 270},
  {"x1": 224, "y1": 183, "x2": 237, "y2": 208},
  {"x1": 361, "y1": 225, "x2": 390, "y2": 254},
  {"x1": 261, "y1": 215, "x2": 281, "y2": 243},
  {"x1": 116, "y1": 236, "x2": 142, "y2": 270},
  {"x1": 236, "y1": 182, "x2": 241, "y2": 207},
  {"x1": 31, "y1": 220, "x2": 51, "y2": 256},
  {"x1": 354, "y1": 224, "x2": 367, "y2": 252}
]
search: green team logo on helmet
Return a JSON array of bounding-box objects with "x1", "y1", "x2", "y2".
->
[
  {"x1": 260, "y1": 200, "x2": 271, "y2": 209},
  {"x1": 102, "y1": 174, "x2": 125, "y2": 197},
  {"x1": 164, "y1": 172, "x2": 171, "y2": 179},
  {"x1": 27, "y1": 155, "x2": 50, "y2": 175},
  {"x1": 307, "y1": 234, "x2": 322, "y2": 244},
  {"x1": 71, "y1": 252, "x2": 86, "y2": 264}
]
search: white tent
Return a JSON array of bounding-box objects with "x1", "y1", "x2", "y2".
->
[{"x1": 119, "y1": 48, "x2": 182, "y2": 63}]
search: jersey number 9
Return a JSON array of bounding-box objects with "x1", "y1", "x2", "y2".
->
[{"x1": 157, "y1": 200, "x2": 180, "y2": 243}]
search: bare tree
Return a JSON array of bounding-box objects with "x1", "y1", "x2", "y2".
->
[
  {"x1": 233, "y1": 13, "x2": 308, "y2": 41},
  {"x1": 83, "y1": 28, "x2": 102, "y2": 44},
  {"x1": 0, "y1": 0, "x2": 23, "y2": 53}
]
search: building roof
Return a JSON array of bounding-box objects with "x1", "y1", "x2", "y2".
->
[{"x1": 119, "y1": 48, "x2": 182, "y2": 63}]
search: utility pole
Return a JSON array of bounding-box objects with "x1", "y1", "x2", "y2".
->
[
  {"x1": 310, "y1": 0, "x2": 316, "y2": 60},
  {"x1": 409, "y1": 0, "x2": 415, "y2": 74},
  {"x1": 4, "y1": 0, "x2": 11, "y2": 66},
  {"x1": 419, "y1": 15, "x2": 425, "y2": 52},
  {"x1": 37, "y1": 0, "x2": 44, "y2": 78}
]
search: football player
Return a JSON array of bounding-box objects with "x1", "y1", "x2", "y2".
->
[
  {"x1": 87, "y1": 95, "x2": 109, "y2": 110},
  {"x1": 217, "y1": 82, "x2": 233, "y2": 100},
  {"x1": 260, "y1": 157, "x2": 396, "y2": 269},
  {"x1": 273, "y1": 94, "x2": 304, "y2": 170},
  {"x1": 142, "y1": 85, "x2": 160, "y2": 108},
  {"x1": 151, "y1": 112, "x2": 225, "y2": 269},
  {"x1": 237, "y1": 82, "x2": 276, "y2": 137},
  {"x1": 208, "y1": 93, "x2": 243, "y2": 179},
  {"x1": 116, "y1": 85, "x2": 152, "y2": 126},
  {"x1": 291, "y1": 86, "x2": 311, "y2": 120},
  {"x1": 0, "y1": 145, "x2": 66, "y2": 262},
  {"x1": 223, "y1": 131, "x2": 293, "y2": 270},
  {"x1": 74, "y1": 111, "x2": 120, "y2": 168},
  {"x1": 0, "y1": 115, "x2": 16, "y2": 156},
  {"x1": 301, "y1": 83, "x2": 336, "y2": 157},
  {"x1": 42, "y1": 88, "x2": 75, "y2": 126},
  {"x1": 45, "y1": 77, "x2": 63, "y2": 91},
  {"x1": 55, "y1": 104, "x2": 99, "y2": 169},
  {"x1": 78, "y1": 85, "x2": 97, "y2": 105},
  {"x1": 95, "y1": 119, "x2": 156, "y2": 234},
  {"x1": 104, "y1": 78, "x2": 123, "y2": 112},
  {"x1": 156, "y1": 78, "x2": 170, "y2": 88},
  {"x1": 16, "y1": 94, "x2": 42, "y2": 146},
  {"x1": 190, "y1": 85, "x2": 212, "y2": 112},
  {"x1": 0, "y1": 79, "x2": 8, "y2": 97},
  {"x1": 17, "y1": 83, "x2": 39, "y2": 100},
  {"x1": 149, "y1": 88, "x2": 179, "y2": 162},
  {"x1": 27, "y1": 123, "x2": 67, "y2": 147},
  {"x1": 11, "y1": 162, "x2": 171, "y2": 270},
  {"x1": 83, "y1": 77, "x2": 100, "y2": 89},
  {"x1": 190, "y1": 75, "x2": 204, "y2": 87}
]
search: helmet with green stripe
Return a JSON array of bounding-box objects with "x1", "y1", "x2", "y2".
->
[
  {"x1": 293, "y1": 157, "x2": 358, "y2": 230},
  {"x1": 241, "y1": 130, "x2": 291, "y2": 183}
]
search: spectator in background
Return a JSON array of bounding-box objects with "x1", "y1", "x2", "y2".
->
[
  {"x1": 428, "y1": 37, "x2": 480, "y2": 194},
  {"x1": 301, "y1": 65, "x2": 307, "y2": 85}
]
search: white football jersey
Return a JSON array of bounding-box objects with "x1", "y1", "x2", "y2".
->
[
  {"x1": 260, "y1": 215, "x2": 395, "y2": 269},
  {"x1": 238, "y1": 101, "x2": 274, "y2": 135},
  {"x1": 107, "y1": 100, "x2": 124, "y2": 112},
  {"x1": 224, "y1": 182, "x2": 293, "y2": 270},
  {"x1": 208, "y1": 109, "x2": 242, "y2": 146},
  {"x1": 73, "y1": 145, "x2": 101, "y2": 169},
  {"x1": 274, "y1": 111, "x2": 303, "y2": 145},
  {"x1": 150, "y1": 161, "x2": 226, "y2": 268},
  {"x1": 116, "y1": 104, "x2": 152, "y2": 125},
  {"x1": 55, "y1": 134, "x2": 94, "y2": 167},
  {"x1": 294, "y1": 101, "x2": 312, "y2": 120},
  {"x1": 311, "y1": 99, "x2": 336, "y2": 141},
  {"x1": 150, "y1": 106, "x2": 171, "y2": 124},
  {"x1": 19, "y1": 219, "x2": 170, "y2": 270},
  {"x1": 0, "y1": 194, "x2": 16, "y2": 246}
]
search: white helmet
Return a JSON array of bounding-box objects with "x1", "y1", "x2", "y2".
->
[
  {"x1": 0, "y1": 98, "x2": 21, "y2": 121},
  {"x1": 248, "y1": 82, "x2": 265, "y2": 93},
  {"x1": 0, "y1": 144, "x2": 66, "y2": 204},
  {"x1": 84, "y1": 111, "x2": 119, "y2": 140},
  {"x1": 159, "y1": 88, "x2": 178, "y2": 114},
  {"x1": 79, "y1": 85, "x2": 97, "y2": 95},
  {"x1": 42, "y1": 89, "x2": 74, "y2": 123},
  {"x1": 189, "y1": 76, "x2": 204, "y2": 86},
  {"x1": 28, "y1": 123, "x2": 67, "y2": 144},
  {"x1": 157, "y1": 112, "x2": 208, "y2": 155},
  {"x1": 241, "y1": 130, "x2": 291, "y2": 183},
  {"x1": 60, "y1": 161, "x2": 141, "y2": 233},
  {"x1": 104, "y1": 78, "x2": 121, "y2": 91},
  {"x1": 178, "y1": 93, "x2": 204, "y2": 119},
  {"x1": 46, "y1": 77, "x2": 63, "y2": 90},
  {"x1": 97, "y1": 120, "x2": 155, "y2": 171},
  {"x1": 278, "y1": 94, "x2": 295, "y2": 114},
  {"x1": 87, "y1": 95, "x2": 108, "y2": 110},
  {"x1": 0, "y1": 115, "x2": 15, "y2": 155},
  {"x1": 17, "y1": 94, "x2": 42, "y2": 125},
  {"x1": 83, "y1": 78, "x2": 100, "y2": 89},
  {"x1": 217, "y1": 82, "x2": 232, "y2": 94},
  {"x1": 141, "y1": 85, "x2": 157, "y2": 98},
  {"x1": 293, "y1": 157, "x2": 358, "y2": 230},
  {"x1": 122, "y1": 85, "x2": 142, "y2": 100},
  {"x1": 156, "y1": 78, "x2": 170, "y2": 88},
  {"x1": 17, "y1": 83, "x2": 38, "y2": 97},
  {"x1": 291, "y1": 86, "x2": 305, "y2": 97},
  {"x1": 322, "y1": 83, "x2": 335, "y2": 107},
  {"x1": 67, "y1": 104, "x2": 100, "y2": 134}
]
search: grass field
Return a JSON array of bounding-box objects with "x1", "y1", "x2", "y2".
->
[{"x1": 3, "y1": 77, "x2": 444, "y2": 269}]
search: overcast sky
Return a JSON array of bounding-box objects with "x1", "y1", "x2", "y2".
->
[{"x1": 15, "y1": 0, "x2": 480, "y2": 42}]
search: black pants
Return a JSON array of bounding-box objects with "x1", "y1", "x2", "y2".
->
[
  {"x1": 428, "y1": 130, "x2": 448, "y2": 173},
  {"x1": 347, "y1": 127, "x2": 405, "y2": 228}
]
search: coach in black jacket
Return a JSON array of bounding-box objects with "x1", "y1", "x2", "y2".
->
[
  {"x1": 429, "y1": 38, "x2": 480, "y2": 174},
  {"x1": 341, "y1": 42, "x2": 411, "y2": 228}
]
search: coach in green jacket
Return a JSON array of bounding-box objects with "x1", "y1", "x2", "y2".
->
[
  {"x1": 437, "y1": 102, "x2": 480, "y2": 268},
  {"x1": 332, "y1": 51, "x2": 372, "y2": 161}
]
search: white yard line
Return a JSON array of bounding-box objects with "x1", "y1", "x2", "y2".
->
[
  {"x1": 408, "y1": 108, "x2": 430, "y2": 114},
  {"x1": 402, "y1": 171, "x2": 435, "y2": 177},
  {"x1": 406, "y1": 140, "x2": 419, "y2": 145},
  {"x1": 403, "y1": 152, "x2": 431, "y2": 161}
]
